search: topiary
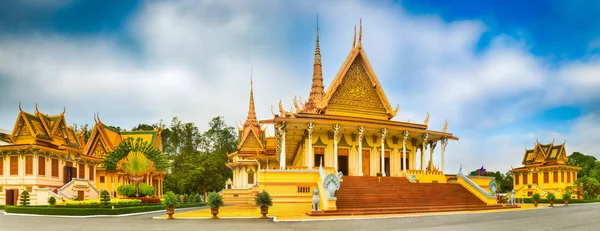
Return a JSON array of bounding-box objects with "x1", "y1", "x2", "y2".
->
[
  {"x1": 532, "y1": 193, "x2": 541, "y2": 202},
  {"x1": 163, "y1": 191, "x2": 179, "y2": 209},
  {"x1": 193, "y1": 193, "x2": 201, "y2": 203},
  {"x1": 546, "y1": 192, "x2": 556, "y2": 202},
  {"x1": 117, "y1": 184, "x2": 136, "y2": 197},
  {"x1": 138, "y1": 183, "x2": 154, "y2": 197},
  {"x1": 207, "y1": 192, "x2": 223, "y2": 208},
  {"x1": 19, "y1": 191, "x2": 31, "y2": 206},
  {"x1": 100, "y1": 190, "x2": 111, "y2": 206},
  {"x1": 48, "y1": 196, "x2": 56, "y2": 206},
  {"x1": 563, "y1": 191, "x2": 572, "y2": 202}
]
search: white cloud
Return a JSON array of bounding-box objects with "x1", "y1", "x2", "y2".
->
[{"x1": 1, "y1": 0, "x2": 600, "y2": 174}]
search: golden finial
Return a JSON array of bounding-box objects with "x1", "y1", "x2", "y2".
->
[
  {"x1": 551, "y1": 138, "x2": 555, "y2": 145},
  {"x1": 18, "y1": 102, "x2": 23, "y2": 112},
  {"x1": 293, "y1": 96, "x2": 301, "y2": 113},
  {"x1": 424, "y1": 112, "x2": 430, "y2": 126},
  {"x1": 278, "y1": 99, "x2": 286, "y2": 117},
  {"x1": 442, "y1": 119, "x2": 448, "y2": 133},
  {"x1": 352, "y1": 24, "x2": 356, "y2": 48},
  {"x1": 93, "y1": 113, "x2": 97, "y2": 123},
  {"x1": 96, "y1": 112, "x2": 102, "y2": 124},
  {"x1": 391, "y1": 104, "x2": 400, "y2": 117},
  {"x1": 62, "y1": 106, "x2": 66, "y2": 115},
  {"x1": 358, "y1": 18, "x2": 363, "y2": 47},
  {"x1": 35, "y1": 103, "x2": 39, "y2": 114}
]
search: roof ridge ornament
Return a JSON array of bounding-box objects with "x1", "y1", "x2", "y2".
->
[
  {"x1": 424, "y1": 112, "x2": 430, "y2": 126},
  {"x1": 18, "y1": 102, "x2": 23, "y2": 112},
  {"x1": 442, "y1": 119, "x2": 448, "y2": 133},
  {"x1": 35, "y1": 103, "x2": 39, "y2": 114},
  {"x1": 352, "y1": 24, "x2": 356, "y2": 48},
  {"x1": 358, "y1": 18, "x2": 362, "y2": 48}
]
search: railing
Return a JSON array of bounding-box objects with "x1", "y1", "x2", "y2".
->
[
  {"x1": 457, "y1": 171, "x2": 497, "y2": 205},
  {"x1": 532, "y1": 184, "x2": 549, "y2": 197}
]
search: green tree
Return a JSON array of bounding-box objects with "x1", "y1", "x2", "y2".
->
[
  {"x1": 568, "y1": 152, "x2": 597, "y2": 178},
  {"x1": 19, "y1": 191, "x2": 30, "y2": 206},
  {"x1": 100, "y1": 190, "x2": 111, "y2": 205}
]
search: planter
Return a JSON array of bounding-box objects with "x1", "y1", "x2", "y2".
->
[
  {"x1": 166, "y1": 207, "x2": 175, "y2": 219},
  {"x1": 564, "y1": 200, "x2": 569, "y2": 206},
  {"x1": 533, "y1": 201, "x2": 538, "y2": 207},
  {"x1": 260, "y1": 205, "x2": 269, "y2": 219},
  {"x1": 211, "y1": 207, "x2": 219, "y2": 219},
  {"x1": 549, "y1": 201, "x2": 554, "y2": 207}
]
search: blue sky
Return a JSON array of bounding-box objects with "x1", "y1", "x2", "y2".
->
[{"x1": 1, "y1": 0, "x2": 599, "y2": 173}]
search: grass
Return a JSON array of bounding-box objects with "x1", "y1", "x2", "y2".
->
[{"x1": 3, "y1": 202, "x2": 206, "y2": 216}]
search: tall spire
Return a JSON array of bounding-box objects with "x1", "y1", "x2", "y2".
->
[
  {"x1": 358, "y1": 18, "x2": 363, "y2": 48},
  {"x1": 306, "y1": 15, "x2": 325, "y2": 113},
  {"x1": 245, "y1": 68, "x2": 258, "y2": 126}
]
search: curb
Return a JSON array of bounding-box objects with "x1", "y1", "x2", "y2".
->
[{"x1": 2, "y1": 206, "x2": 206, "y2": 218}]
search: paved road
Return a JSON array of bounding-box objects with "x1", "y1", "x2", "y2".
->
[{"x1": 1, "y1": 203, "x2": 599, "y2": 231}]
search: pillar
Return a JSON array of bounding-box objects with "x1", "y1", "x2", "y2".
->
[
  {"x1": 441, "y1": 137, "x2": 448, "y2": 172},
  {"x1": 358, "y1": 126, "x2": 364, "y2": 176},
  {"x1": 333, "y1": 124, "x2": 340, "y2": 172},
  {"x1": 279, "y1": 122, "x2": 287, "y2": 170},
  {"x1": 421, "y1": 133, "x2": 429, "y2": 170},
  {"x1": 428, "y1": 141, "x2": 437, "y2": 171},
  {"x1": 402, "y1": 131, "x2": 409, "y2": 173},
  {"x1": 307, "y1": 123, "x2": 314, "y2": 169},
  {"x1": 381, "y1": 128, "x2": 388, "y2": 176}
]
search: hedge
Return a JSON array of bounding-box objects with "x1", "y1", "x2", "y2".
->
[
  {"x1": 3, "y1": 203, "x2": 206, "y2": 216},
  {"x1": 522, "y1": 198, "x2": 600, "y2": 204}
]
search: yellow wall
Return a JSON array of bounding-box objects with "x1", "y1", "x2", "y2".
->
[{"x1": 512, "y1": 167, "x2": 579, "y2": 198}]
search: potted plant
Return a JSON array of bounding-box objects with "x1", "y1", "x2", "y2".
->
[
  {"x1": 546, "y1": 192, "x2": 556, "y2": 207},
  {"x1": 562, "y1": 191, "x2": 572, "y2": 206},
  {"x1": 255, "y1": 190, "x2": 273, "y2": 219},
  {"x1": 162, "y1": 191, "x2": 179, "y2": 219},
  {"x1": 207, "y1": 192, "x2": 224, "y2": 219},
  {"x1": 532, "y1": 193, "x2": 541, "y2": 207}
]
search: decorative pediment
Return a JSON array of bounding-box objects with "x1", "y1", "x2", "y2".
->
[{"x1": 239, "y1": 129, "x2": 263, "y2": 151}]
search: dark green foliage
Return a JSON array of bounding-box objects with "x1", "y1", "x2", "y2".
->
[
  {"x1": 73, "y1": 197, "x2": 80, "y2": 201},
  {"x1": 255, "y1": 190, "x2": 273, "y2": 207},
  {"x1": 563, "y1": 191, "x2": 572, "y2": 201},
  {"x1": 584, "y1": 191, "x2": 589, "y2": 200},
  {"x1": 546, "y1": 192, "x2": 556, "y2": 202},
  {"x1": 138, "y1": 183, "x2": 154, "y2": 197},
  {"x1": 102, "y1": 137, "x2": 169, "y2": 172},
  {"x1": 532, "y1": 193, "x2": 541, "y2": 202},
  {"x1": 523, "y1": 198, "x2": 600, "y2": 203},
  {"x1": 100, "y1": 190, "x2": 111, "y2": 205},
  {"x1": 117, "y1": 185, "x2": 137, "y2": 197},
  {"x1": 19, "y1": 191, "x2": 30, "y2": 206},
  {"x1": 479, "y1": 171, "x2": 513, "y2": 193},
  {"x1": 47, "y1": 197, "x2": 56, "y2": 206},
  {"x1": 207, "y1": 192, "x2": 223, "y2": 208},
  {"x1": 193, "y1": 193, "x2": 202, "y2": 203},
  {"x1": 163, "y1": 116, "x2": 236, "y2": 195},
  {"x1": 4, "y1": 205, "x2": 165, "y2": 216}
]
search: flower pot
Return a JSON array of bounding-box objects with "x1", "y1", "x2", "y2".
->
[
  {"x1": 260, "y1": 205, "x2": 269, "y2": 219},
  {"x1": 549, "y1": 201, "x2": 554, "y2": 207},
  {"x1": 533, "y1": 201, "x2": 538, "y2": 207},
  {"x1": 211, "y1": 207, "x2": 219, "y2": 219},
  {"x1": 564, "y1": 200, "x2": 569, "y2": 206},
  {"x1": 166, "y1": 207, "x2": 175, "y2": 219}
]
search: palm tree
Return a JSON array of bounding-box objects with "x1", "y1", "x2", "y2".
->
[{"x1": 118, "y1": 151, "x2": 156, "y2": 196}]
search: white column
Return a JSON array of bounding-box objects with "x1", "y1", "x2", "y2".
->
[
  {"x1": 421, "y1": 133, "x2": 429, "y2": 171},
  {"x1": 333, "y1": 124, "x2": 340, "y2": 172},
  {"x1": 279, "y1": 122, "x2": 287, "y2": 170},
  {"x1": 402, "y1": 131, "x2": 409, "y2": 173},
  {"x1": 307, "y1": 123, "x2": 314, "y2": 169},
  {"x1": 381, "y1": 128, "x2": 388, "y2": 176},
  {"x1": 441, "y1": 137, "x2": 448, "y2": 172},
  {"x1": 358, "y1": 126, "x2": 364, "y2": 176}
]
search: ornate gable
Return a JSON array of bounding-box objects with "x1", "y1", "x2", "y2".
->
[
  {"x1": 317, "y1": 46, "x2": 395, "y2": 120},
  {"x1": 11, "y1": 114, "x2": 34, "y2": 141},
  {"x1": 239, "y1": 129, "x2": 263, "y2": 151},
  {"x1": 90, "y1": 138, "x2": 108, "y2": 157}
]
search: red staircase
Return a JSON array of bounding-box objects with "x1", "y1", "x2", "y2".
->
[{"x1": 311, "y1": 176, "x2": 507, "y2": 216}]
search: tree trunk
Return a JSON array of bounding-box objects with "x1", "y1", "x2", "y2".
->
[{"x1": 136, "y1": 181, "x2": 140, "y2": 197}]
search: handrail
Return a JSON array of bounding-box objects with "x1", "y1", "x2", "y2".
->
[
  {"x1": 532, "y1": 184, "x2": 549, "y2": 197},
  {"x1": 458, "y1": 171, "x2": 495, "y2": 199}
]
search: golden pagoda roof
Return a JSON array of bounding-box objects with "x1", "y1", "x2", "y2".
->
[
  {"x1": 521, "y1": 140, "x2": 569, "y2": 166},
  {"x1": 236, "y1": 74, "x2": 265, "y2": 153}
]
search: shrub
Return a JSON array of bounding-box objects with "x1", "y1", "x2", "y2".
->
[
  {"x1": 4, "y1": 205, "x2": 165, "y2": 216},
  {"x1": 19, "y1": 191, "x2": 30, "y2": 206},
  {"x1": 163, "y1": 191, "x2": 179, "y2": 208},
  {"x1": 546, "y1": 192, "x2": 556, "y2": 202},
  {"x1": 532, "y1": 193, "x2": 541, "y2": 202},
  {"x1": 73, "y1": 197, "x2": 80, "y2": 201},
  {"x1": 138, "y1": 183, "x2": 154, "y2": 197},
  {"x1": 255, "y1": 190, "x2": 273, "y2": 207},
  {"x1": 65, "y1": 198, "x2": 140, "y2": 207},
  {"x1": 563, "y1": 191, "x2": 572, "y2": 201},
  {"x1": 207, "y1": 192, "x2": 223, "y2": 208},
  {"x1": 48, "y1": 197, "x2": 56, "y2": 206},
  {"x1": 100, "y1": 190, "x2": 111, "y2": 206},
  {"x1": 140, "y1": 197, "x2": 161, "y2": 204},
  {"x1": 193, "y1": 193, "x2": 201, "y2": 203},
  {"x1": 183, "y1": 194, "x2": 189, "y2": 203},
  {"x1": 584, "y1": 191, "x2": 589, "y2": 200},
  {"x1": 117, "y1": 185, "x2": 136, "y2": 197}
]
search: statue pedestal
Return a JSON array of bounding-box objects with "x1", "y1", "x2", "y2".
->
[{"x1": 306, "y1": 211, "x2": 325, "y2": 216}]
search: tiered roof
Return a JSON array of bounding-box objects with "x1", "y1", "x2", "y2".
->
[{"x1": 521, "y1": 140, "x2": 568, "y2": 166}]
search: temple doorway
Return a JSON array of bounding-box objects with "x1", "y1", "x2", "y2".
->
[
  {"x1": 78, "y1": 191, "x2": 85, "y2": 200},
  {"x1": 384, "y1": 158, "x2": 390, "y2": 176},
  {"x1": 362, "y1": 150, "x2": 370, "y2": 176},
  {"x1": 338, "y1": 156, "x2": 349, "y2": 176},
  {"x1": 5, "y1": 189, "x2": 18, "y2": 205}
]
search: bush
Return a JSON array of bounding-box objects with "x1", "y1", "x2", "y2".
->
[
  {"x1": 584, "y1": 191, "x2": 589, "y2": 200},
  {"x1": 140, "y1": 197, "x2": 161, "y2": 204},
  {"x1": 532, "y1": 193, "x2": 541, "y2": 202},
  {"x1": 48, "y1": 197, "x2": 56, "y2": 206},
  {"x1": 193, "y1": 193, "x2": 202, "y2": 203},
  {"x1": 546, "y1": 192, "x2": 556, "y2": 202},
  {"x1": 100, "y1": 190, "x2": 111, "y2": 206},
  {"x1": 163, "y1": 191, "x2": 179, "y2": 208},
  {"x1": 207, "y1": 192, "x2": 223, "y2": 208},
  {"x1": 19, "y1": 191, "x2": 30, "y2": 206},
  {"x1": 138, "y1": 183, "x2": 154, "y2": 197},
  {"x1": 4, "y1": 205, "x2": 165, "y2": 216},
  {"x1": 65, "y1": 198, "x2": 141, "y2": 207},
  {"x1": 73, "y1": 197, "x2": 80, "y2": 201},
  {"x1": 563, "y1": 191, "x2": 572, "y2": 201},
  {"x1": 117, "y1": 185, "x2": 136, "y2": 197},
  {"x1": 183, "y1": 194, "x2": 189, "y2": 203},
  {"x1": 255, "y1": 190, "x2": 273, "y2": 207}
]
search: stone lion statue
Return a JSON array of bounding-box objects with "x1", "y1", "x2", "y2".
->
[
  {"x1": 312, "y1": 189, "x2": 320, "y2": 211},
  {"x1": 508, "y1": 189, "x2": 516, "y2": 205}
]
